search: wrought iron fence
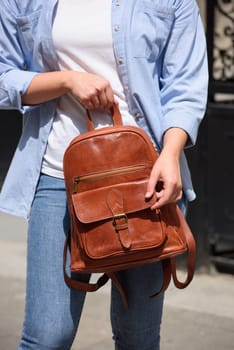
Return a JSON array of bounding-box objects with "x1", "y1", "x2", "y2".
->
[
  {"x1": 206, "y1": 0, "x2": 234, "y2": 102},
  {"x1": 204, "y1": 0, "x2": 234, "y2": 272}
]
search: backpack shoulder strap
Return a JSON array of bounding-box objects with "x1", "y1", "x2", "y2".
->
[
  {"x1": 170, "y1": 206, "x2": 196, "y2": 288},
  {"x1": 63, "y1": 233, "x2": 109, "y2": 291},
  {"x1": 63, "y1": 232, "x2": 128, "y2": 306}
]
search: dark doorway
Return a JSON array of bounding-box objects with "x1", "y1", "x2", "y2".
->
[
  {"x1": 0, "y1": 110, "x2": 22, "y2": 187},
  {"x1": 187, "y1": 0, "x2": 234, "y2": 272}
]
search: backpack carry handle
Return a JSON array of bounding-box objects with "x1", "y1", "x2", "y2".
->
[{"x1": 86, "y1": 104, "x2": 123, "y2": 131}]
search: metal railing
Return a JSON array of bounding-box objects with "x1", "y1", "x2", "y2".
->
[
  {"x1": 206, "y1": 0, "x2": 234, "y2": 103},
  {"x1": 205, "y1": 0, "x2": 234, "y2": 272}
]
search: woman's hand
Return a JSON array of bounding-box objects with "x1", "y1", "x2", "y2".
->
[
  {"x1": 145, "y1": 150, "x2": 182, "y2": 209},
  {"x1": 145, "y1": 128, "x2": 188, "y2": 209},
  {"x1": 22, "y1": 70, "x2": 116, "y2": 109},
  {"x1": 66, "y1": 71, "x2": 115, "y2": 110}
]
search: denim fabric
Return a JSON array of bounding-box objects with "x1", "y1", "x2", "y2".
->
[
  {"x1": 18, "y1": 174, "x2": 89, "y2": 349},
  {"x1": 18, "y1": 174, "x2": 166, "y2": 349},
  {"x1": 111, "y1": 265, "x2": 164, "y2": 350}
]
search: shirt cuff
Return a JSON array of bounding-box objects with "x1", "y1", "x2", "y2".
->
[{"x1": 1, "y1": 70, "x2": 38, "y2": 113}]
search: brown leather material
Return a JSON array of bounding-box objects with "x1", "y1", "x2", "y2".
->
[
  {"x1": 63, "y1": 105, "x2": 196, "y2": 304},
  {"x1": 106, "y1": 188, "x2": 131, "y2": 250},
  {"x1": 107, "y1": 272, "x2": 128, "y2": 307},
  {"x1": 72, "y1": 180, "x2": 157, "y2": 224},
  {"x1": 150, "y1": 259, "x2": 172, "y2": 297},
  {"x1": 63, "y1": 235, "x2": 110, "y2": 291},
  {"x1": 170, "y1": 205, "x2": 197, "y2": 289}
]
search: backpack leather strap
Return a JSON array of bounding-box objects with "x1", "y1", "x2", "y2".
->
[
  {"x1": 150, "y1": 259, "x2": 172, "y2": 297},
  {"x1": 63, "y1": 233, "x2": 109, "y2": 292},
  {"x1": 86, "y1": 104, "x2": 123, "y2": 131},
  {"x1": 63, "y1": 232, "x2": 128, "y2": 306},
  {"x1": 170, "y1": 206, "x2": 196, "y2": 288}
]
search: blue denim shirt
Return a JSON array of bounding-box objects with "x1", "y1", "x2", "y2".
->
[{"x1": 0, "y1": 0, "x2": 208, "y2": 219}]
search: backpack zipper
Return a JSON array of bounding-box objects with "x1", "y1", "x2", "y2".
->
[{"x1": 73, "y1": 164, "x2": 148, "y2": 193}]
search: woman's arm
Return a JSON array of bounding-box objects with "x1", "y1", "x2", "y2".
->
[
  {"x1": 145, "y1": 127, "x2": 188, "y2": 208},
  {"x1": 22, "y1": 70, "x2": 115, "y2": 110},
  {"x1": 159, "y1": 1, "x2": 208, "y2": 148},
  {"x1": 145, "y1": 1, "x2": 208, "y2": 208}
]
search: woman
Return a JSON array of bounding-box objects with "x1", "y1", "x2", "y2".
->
[{"x1": 0, "y1": 0, "x2": 208, "y2": 349}]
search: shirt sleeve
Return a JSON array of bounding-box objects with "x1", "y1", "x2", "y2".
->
[
  {"x1": 159, "y1": 0, "x2": 208, "y2": 147},
  {"x1": 0, "y1": 1, "x2": 38, "y2": 113}
]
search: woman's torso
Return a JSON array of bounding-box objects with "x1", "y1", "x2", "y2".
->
[
  {"x1": 0, "y1": 0, "x2": 208, "y2": 218},
  {"x1": 41, "y1": 0, "x2": 138, "y2": 178}
]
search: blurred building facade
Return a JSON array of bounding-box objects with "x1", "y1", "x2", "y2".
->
[{"x1": 0, "y1": 1, "x2": 234, "y2": 272}]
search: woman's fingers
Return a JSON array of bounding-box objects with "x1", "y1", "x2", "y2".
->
[
  {"x1": 69, "y1": 72, "x2": 115, "y2": 110},
  {"x1": 97, "y1": 88, "x2": 114, "y2": 109},
  {"x1": 145, "y1": 151, "x2": 183, "y2": 209},
  {"x1": 150, "y1": 183, "x2": 182, "y2": 210}
]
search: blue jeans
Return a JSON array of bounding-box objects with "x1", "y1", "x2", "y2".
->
[{"x1": 18, "y1": 174, "x2": 165, "y2": 350}]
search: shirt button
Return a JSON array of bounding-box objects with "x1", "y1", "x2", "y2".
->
[
  {"x1": 124, "y1": 85, "x2": 129, "y2": 91},
  {"x1": 118, "y1": 57, "x2": 124, "y2": 64},
  {"x1": 114, "y1": 25, "x2": 120, "y2": 32},
  {"x1": 115, "y1": 0, "x2": 120, "y2": 6},
  {"x1": 135, "y1": 112, "x2": 142, "y2": 118}
]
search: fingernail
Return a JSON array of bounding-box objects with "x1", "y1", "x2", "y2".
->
[{"x1": 145, "y1": 192, "x2": 151, "y2": 198}]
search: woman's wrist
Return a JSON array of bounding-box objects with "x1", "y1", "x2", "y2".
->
[{"x1": 162, "y1": 127, "x2": 188, "y2": 158}]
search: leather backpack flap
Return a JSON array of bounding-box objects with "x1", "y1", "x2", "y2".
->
[{"x1": 71, "y1": 180, "x2": 166, "y2": 262}]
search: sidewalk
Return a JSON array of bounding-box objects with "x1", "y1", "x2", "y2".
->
[{"x1": 0, "y1": 212, "x2": 234, "y2": 350}]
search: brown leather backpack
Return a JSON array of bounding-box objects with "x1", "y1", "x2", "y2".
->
[{"x1": 63, "y1": 105, "x2": 196, "y2": 306}]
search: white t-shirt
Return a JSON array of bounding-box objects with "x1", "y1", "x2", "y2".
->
[{"x1": 41, "y1": 0, "x2": 137, "y2": 178}]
